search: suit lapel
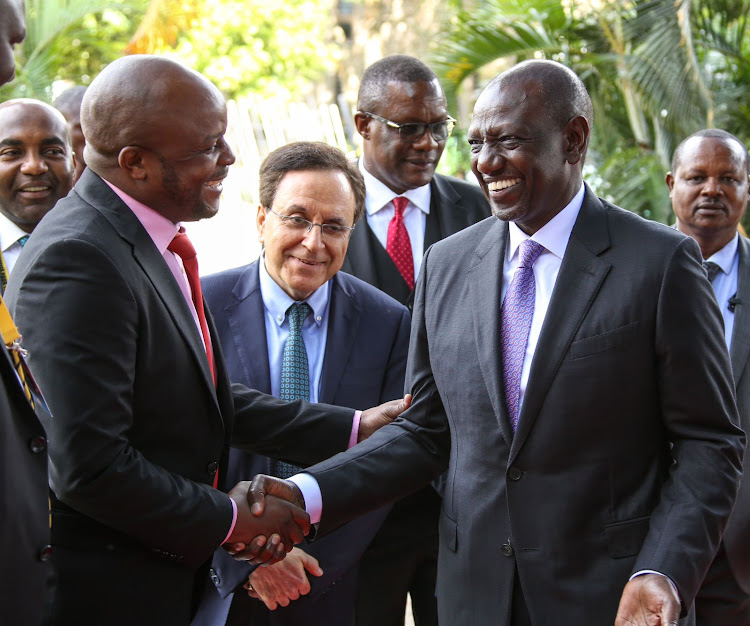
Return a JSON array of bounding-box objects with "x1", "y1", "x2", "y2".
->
[
  {"x1": 511, "y1": 189, "x2": 612, "y2": 459},
  {"x1": 77, "y1": 172, "x2": 220, "y2": 409},
  {"x1": 425, "y1": 174, "x2": 462, "y2": 248},
  {"x1": 320, "y1": 274, "x2": 360, "y2": 402},
  {"x1": 224, "y1": 262, "x2": 272, "y2": 393},
  {"x1": 469, "y1": 218, "x2": 514, "y2": 447},
  {"x1": 730, "y1": 236, "x2": 750, "y2": 385}
]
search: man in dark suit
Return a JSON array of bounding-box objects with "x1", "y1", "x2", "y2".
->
[
  {"x1": 343, "y1": 54, "x2": 489, "y2": 626},
  {"x1": 193, "y1": 141, "x2": 410, "y2": 626},
  {"x1": 0, "y1": 4, "x2": 54, "y2": 624},
  {"x1": 4, "y1": 56, "x2": 404, "y2": 626},
  {"x1": 668, "y1": 128, "x2": 750, "y2": 625},
  {"x1": 249, "y1": 60, "x2": 745, "y2": 626}
]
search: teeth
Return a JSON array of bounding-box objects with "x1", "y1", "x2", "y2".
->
[
  {"x1": 205, "y1": 181, "x2": 222, "y2": 189},
  {"x1": 488, "y1": 178, "x2": 521, "y2": 191},
  {"x1": 21, "y1": 186, "x2": 49, "y2": 192}
]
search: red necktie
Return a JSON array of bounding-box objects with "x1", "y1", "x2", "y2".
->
[
  {"x1": 168, "y1": 229, "x2": 216, "y2": 387},
  {"x1": 386, "y1": 197, "x2": 414, "y2": 290}
]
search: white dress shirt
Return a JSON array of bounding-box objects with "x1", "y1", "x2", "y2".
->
[
  {"x1": 703, "y1": 233, "x2": 739, "y2": 349},
  {"x1": 359, "y1": 159, "x2": 431, "y2": 281},
  {"x1": 0, "y1": 212, "x2": 30, "y2": 276}
]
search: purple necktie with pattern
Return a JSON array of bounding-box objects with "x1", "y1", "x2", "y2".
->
[{"x1": 501, "y1": 239, "x2": 545, "y2": 431}]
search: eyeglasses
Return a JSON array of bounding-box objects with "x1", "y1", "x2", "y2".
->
[
  {"x1": 360, "y1": 112, "x2": 457, "y2": 143},
  {"x1": 265, "y1": 207, "x2": 355, "y2": 240}
]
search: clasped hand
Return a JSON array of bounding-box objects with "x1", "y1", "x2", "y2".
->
[{"x1": 222, "y1": 480, "x2": 310, "y2": 566}]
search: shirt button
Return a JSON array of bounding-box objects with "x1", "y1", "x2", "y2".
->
[
  {"x1": 39, "y1": 545, "x2": 53, "y2": 561},
  {"x1": 210, "y1": 568, "x2": 221, "y2": 586},
  {"x1": 316, "y1": 316, "x2": 322, "y2": 322},
  {"x1": 29, "y1": 436, "x2": 47, "y2": 454},
  {"x1": 501, "y1": 543, "x2": 514, "y2": 557},
  {"x1": 277, "y1": 314, "x2": 284, "y2": 322}
]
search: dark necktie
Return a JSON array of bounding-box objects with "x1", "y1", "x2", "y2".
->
[
  {"x1": 703, "y1": 261, "x2": 721, "y2": 283},
  {"x1": 168, "y1": 229, "x2": 216, "y2": 386},
  {"x1": 501, "y1": 240, "x2": 545, "y2": 431},
  {"x1": 386, "y1": 197, "x2": 415, "y2": 290},
  {"x1": 275, "y1": 302, "x2": 312, "y2": 479}
]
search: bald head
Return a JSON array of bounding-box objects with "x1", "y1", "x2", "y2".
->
[
  {"x1": 81, "y1": 55, "x2": 226, "y2": 173},
  {"x1": 486, "y1": 60, "x2": 593, "y2": 131}
]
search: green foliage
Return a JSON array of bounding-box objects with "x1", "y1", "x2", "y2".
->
[
  {"x1": 430, "y1": 0, "x2": 750, "y2": 223},
  {"x1": 1, "y1": 0, "x2": 144, "y2": 102},
  {"x1": 165, "y1": 0, "x2": 339, "y2": 100}
]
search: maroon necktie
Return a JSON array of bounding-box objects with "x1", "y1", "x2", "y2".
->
[
  {"x1": 386, "y1": 197, "x2": 414, "y2": 290},
  {"x1": 168, "y1": 229, "x2": 216, "y2": 387}
]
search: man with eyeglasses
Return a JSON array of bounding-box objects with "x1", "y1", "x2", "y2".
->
[
  {"x1": 193, "y1": 141, "x2": 410, "y2": 626},
  {"x1": 342, "y1": 54, "x2": 490, "y2": 626}
]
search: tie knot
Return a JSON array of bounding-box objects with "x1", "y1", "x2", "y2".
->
[
  {"x1": 17, "y1": 235, "x2": 29, "y2": 248},
  {"x1": 518, "y1": 240, "x2": 545, "y2": 268},
  {"x1": 392, "y1": 197, "x2": 408, "y2": 217},
  {"x1": 287, "y1": 302, "x2": 311, "y2": 331},
  {"x1": 703, "y1": 261, "x2": 721, "y2": 283},
  {"x1": 168, "y1": 230, "x2": 197, "y2": 262}
]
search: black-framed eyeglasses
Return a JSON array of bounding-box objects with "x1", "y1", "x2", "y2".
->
[
  {"x1": 265, "y1": 207, "x2": 355, "y2": 240},
  {"x1": 359, "y1": 112, "x2": 457, "y2": 143}
]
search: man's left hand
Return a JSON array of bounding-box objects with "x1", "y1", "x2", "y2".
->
[
  {"x1": 615, "y1": 574, "x2": 681, "y2": 625},
  {"x1": 357, "y1": 393, "x2": 411, "y2": 442}
]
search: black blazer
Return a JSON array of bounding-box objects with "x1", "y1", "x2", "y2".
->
[
  {"x1": 341, "y1": 173, "x2": 490, "y2": 307},
  {"x1": 0, "y1": 339, "x2": 50, "y2": 626},
  {"x1": 304, "y1": 186, "x2": 744, "y2": 624},
  {"x1": 4, "y1": 169, "x2": 355, "y2": 626},
  {"x1": 194, "y1": 262, "x2": 410, "y2": 624}
]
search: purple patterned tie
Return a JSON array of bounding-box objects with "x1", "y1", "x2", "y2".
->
[{"x1": 501, "y1": 239, "x2": 545, "y2": 431}]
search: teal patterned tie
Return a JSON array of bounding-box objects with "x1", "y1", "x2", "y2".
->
[{"x1": 275, "y1": 302, "x2": 312, "y2": 478}]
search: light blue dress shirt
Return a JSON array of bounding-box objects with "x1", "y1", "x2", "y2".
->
[
  {"x1": 704, "y1": 233, "x2": 739, "y2": 349},
  {"x1": 258, "y1": 255, "x2": 331, "y2": 402}
]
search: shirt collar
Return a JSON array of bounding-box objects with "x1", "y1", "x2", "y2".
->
[
  {"x1": 705, "y1": 232, "x2": 739, "y2": 276},
  {"x1": 507, "y1": 183, "x2": 585, "y2": 262},
  {"x1": 258, "y1": 252, "x2": 331, "y2": 328},
  {"x1": 359, "y1": 159, "x2": 431, "y2": 217},
  {"x1": 103, "y1": 179, "x2": 179, "y2": 253},
  {"x1": 0, "y1": 212, "x2": 29, "y2": 254}
]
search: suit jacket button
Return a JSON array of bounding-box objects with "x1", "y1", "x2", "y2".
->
[
  {"x1": 210, "y1": 568, "x2": 221, "y2": 586},
  {"x1": 207, "y1": 461, "x2": 219, "y2": 476},
  {"x1": 29, "y1": 436, "x2": 47, "y2": 454},
  {"x1": 501, "y1": 543, "x2": 514, "y2": 557},
  {"x1": 508, "y1": 467, "x2": 522, "y2": 481},
  {"x1": 39, "y1": 545, "x2": 53, "y2": 561}
]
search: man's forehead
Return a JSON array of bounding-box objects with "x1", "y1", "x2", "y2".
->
[
  {"x1": 680, "y1": 137, "x2": 747, "y2": 169},
  {"x1": 0, "y1": 104, "x2": 69, "y2": 140}
]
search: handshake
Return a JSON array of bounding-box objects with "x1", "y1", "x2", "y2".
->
[
  {"x1": 223, "y1": 475, "x2": 306, "y2": 566},
  {"x1": 221, "y1": 393, "x2": 412, "y2": 566}
]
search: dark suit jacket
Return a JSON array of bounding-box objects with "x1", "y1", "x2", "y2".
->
[
  {"x1": 718, "y1": 234, "x2": 750, "y2": 592},
  {"x1": 302, "y1": 186, "x2": 745, "y2": 624},
  {"x1": 194, "y1": 261, "x2": 409, "y2": 624},
  {"x1": 341, "y1": 172, "x2": 489, "y2": 307},
  {"x1": 4, "y1": 169, "x2": 356, "y2": 626},
  {"x1": 0, "y1": 336, "x2": 51, "y2": 626}
]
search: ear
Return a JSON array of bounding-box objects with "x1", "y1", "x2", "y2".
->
[
  {"x1": 256, "y1": 204, "x2": 267, "y2": 244},
  {"x1": 354, "y1": 112, "x2": 371, "y2": 140},
  {"x1": 118, "y1": 146, "x2": 150, "y2": 181},
  {"x1": 666, "y1": 172, "x2": 675, "y2": 196},
  {"x1": 563, "y1": 116, "x2": 589, "y2": 165}
]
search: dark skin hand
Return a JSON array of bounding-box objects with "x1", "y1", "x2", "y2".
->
[
  {"x1": 357, "y1": 394, "x2": 412, "y2": 442},
  {"x1": 225, "y1": 394, "x2": 412, "y2": 559},
  {"x1": 223, "y1": 481, "x2": 310, "y2": 566},
  {"x1": 615, "y1": 574, "x2": 681, "y2": 626}
]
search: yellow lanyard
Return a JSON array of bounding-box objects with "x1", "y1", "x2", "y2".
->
[{"x1": 0, "y1": 295, "x2": 35, "y2": 409}]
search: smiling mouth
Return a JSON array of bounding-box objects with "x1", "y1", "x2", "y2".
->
[
  {"x1": 19, "y1": 185, "x2": 51, "y2": 193},
  {"x1": 204, "y1": 180, "x2": 223, "y2": 191},
  {"x1": 488, "y1": 178, "x2": 522, "y2": 191},
  {"x1": 293, "y1": 257, "x2": 323, "y2": 267}
]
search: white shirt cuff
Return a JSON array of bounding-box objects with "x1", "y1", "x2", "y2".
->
[
  {"x1": 630, "y1": 570, "x2": 681, "y2": 603},
  {"x1": 289, "y1": 472, "x2": 322, "y2": 524}
]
